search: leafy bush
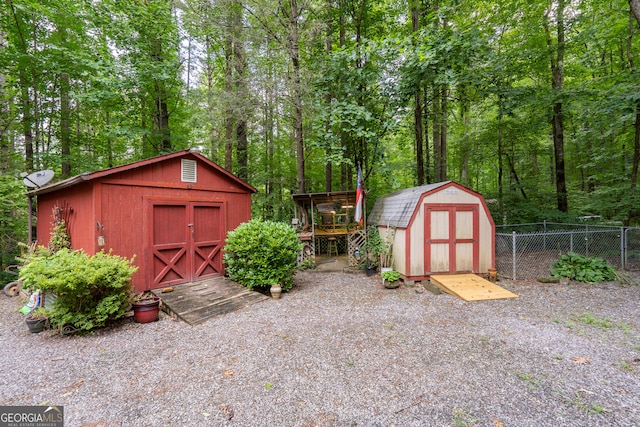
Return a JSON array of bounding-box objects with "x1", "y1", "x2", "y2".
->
[
  {"x1": 48, "y1": 219, "x2": 71, "y2": 253},
  {"x1": 550, "y1": 252, "x2": 617, "y2": 284},
  {"x1": 362, "y1": 225, "x2": 388, "y2": 268},
  {"x1": 19, "y1": 248, "x2": 138, "y2": 332},
  {"x1": 223, "y1": 219, "x2": 303, "y2": 291},
  {"x1": 381, "y1": 269, "x2": 401, "y2": 282}
]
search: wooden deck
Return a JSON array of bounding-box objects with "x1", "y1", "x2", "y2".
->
[
  {"x1": 430, "y1": 274, "x2": 518, "y2": 301},
  {"x1": 152, "y1": 277, "x2": 269, "y2": 325}
]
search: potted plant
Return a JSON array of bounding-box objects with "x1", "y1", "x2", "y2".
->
[
  {"x1": 131, "y1": 293, "x2": 161, "y2": 323},
  {"x1": 381, "y1": 269, "x2": 401, "y2": 289},
  {"x1": 361, "y1": 226, "x2": 388, "y2": 275},
  {"x1": 25, "y1": 307, "x2": 49, "y2": 333}
]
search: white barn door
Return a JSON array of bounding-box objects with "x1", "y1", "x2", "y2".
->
[{"x1": 424, "y1": 204, "x2": 479, "y2": 274}]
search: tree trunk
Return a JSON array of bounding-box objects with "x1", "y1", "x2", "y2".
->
[
  {"x1": 497, "y1": 95, "x2": 504, "y2": 199},
  {"x1": 459, "y1": 86, "x2": 470, "y2": 185},
  {"x1": 423, "y1": 87, "x2": 430, "y2": 183},
  {"x1": 60, "y1": 72, "x2": 71, "y2": 178},
  {"x1": 545, "y1": 0, "x2": 568, "y2": 213},
  {"x1": 507, "y1": 154, "x2": 527, "y2": 199},
  {"x1": 288, "y1": 0, "x2": 305, "y2": 193},
  {"x1": 156, "y1": 90, "x2": 171, "y2": 152},
  {"x1": 440, "y1": 87, "x2": 448, "y2": 181},
  {"x1": 433, "y1": 86, "x2": 448, "y2": 182},
  {"x1": 233, "y1": 3, "x2": 248, "y2": 181},
  {"x1": 204, "y1": 34, "x2": 218, "y2": 162},
  {"x1": 414, "y1": 90, "x2": 425, "y2": 185},
  {"x1": 149, "y1": 35, "x2": 171, "y2": 153},
  {"x1": 0, "y1": 28, "x2": 9, "y2": 173},
  {"x1": 432, "y1": 86, "x2": 442, "y2": 181},
  {"x1": 412, "y1": 3, "x2": 425, "y2": 185},
  {"x1": 19, "y1": 69, "x2": 34, "y2": 172},
  {"x1": 631, "y1": 0, "x2": 640, "y2": 24},
  {"x1": 325, "y1": 0, "x2": 333, "y2": 192},
  {"x1": 106, "y1": 110, "x2": 113, "y2": 168},
  {"x1": 224, "y1": 24, "x2": 234, "y2": 172},
  {"x1": 629, "y1": 4, "x2": 640, "y2": 191}
]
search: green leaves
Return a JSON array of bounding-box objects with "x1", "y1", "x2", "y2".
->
[
  {"x1": 223, "y1": 219, "x2": 303, "y2": 291},
  {"x1": 550, "y1": 252, "x2": 617, "y2": 284},
  {"x1": 19, "y1": 248, "x2": 138, "y2": 331}
]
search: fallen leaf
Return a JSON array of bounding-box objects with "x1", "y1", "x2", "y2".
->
[
  {"x1": 223, "y1": 369, "x2": 234, "y2": 377},
  {"x1": 219, "y1": 404, "x2": 234, "y2": 421},
  {"x1": 202, "y1": 412, "x2": 210, "y2": 418},
  {"x1": 572, "y1": 356, "x2": 590, "y2": 364},
  {"x1": 64, "y1": 379, "x2": 85, "y2": 390},
  {"x1": 493, "y1": 419, "x2": 504, "y2": 427}
]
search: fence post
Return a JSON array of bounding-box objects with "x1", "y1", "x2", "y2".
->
[
  {"x1": 585, "y1": 224, "x2": 589, "y2": 257},
  {"x1": 621, "y1": 227, "x2": 626, "y2": 270},
  {"x1": 570, "y1": 232, "x2": 573, "y2": 253},
  {"x1": 512, "y1": 231, "x2": 517, "y2": 280},
  {"x1": 543, "y1": 220, "x2": 547, "y2": 250}
]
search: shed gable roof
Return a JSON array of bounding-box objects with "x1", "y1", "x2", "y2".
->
[
  {"x1": 28, "y1": 149, "x2": 257, "y2": 196},
  {"x1": 368, "y1": 181, "x2": 453, "y2": 228}
]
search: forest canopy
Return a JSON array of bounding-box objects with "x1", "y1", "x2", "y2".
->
[{"x1": 2, "y1": 0, "x2": 640, "y2": 269}]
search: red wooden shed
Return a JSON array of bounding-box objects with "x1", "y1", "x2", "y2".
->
[{"x1": 29, "y1": 150, "x2": 256, "y2": 293}]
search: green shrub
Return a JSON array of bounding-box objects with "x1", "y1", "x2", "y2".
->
[
  {"x1": 362, "y1": 225, "x2": 388, "y2": 268},
  {"x1": 223, "y1": 219, "x2": 303, "y2": 291},
  {"x1": 48, "y1": 219, "x2": 71, "y2": 253},
  {"x1": 381, "y1": 269, "x2": 401, "y2": 282},
  {"x1": 550, "y1": 252, "x2": 617, "y2": 284},
  {"x1": 19, "y1": 248, "x2": 138, "y2": 332}
]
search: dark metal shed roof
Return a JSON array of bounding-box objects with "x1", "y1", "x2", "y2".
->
[{"x1": 368, "y1": 181, "x2": 451, "y2": 228}]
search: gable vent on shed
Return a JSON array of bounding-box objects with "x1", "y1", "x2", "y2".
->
[{"x1": 181, "y1": 159, "x2": 197, "y2": 182}]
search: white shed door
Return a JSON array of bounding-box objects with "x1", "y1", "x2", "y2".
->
[{"x1": 424, "y1": 204, "x2": 479, "y2": 274}]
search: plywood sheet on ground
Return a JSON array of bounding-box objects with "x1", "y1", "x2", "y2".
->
[
  {"x1": 430, "y1": 274, "x2": 518, "y2": 301},
  {"x1": 153, "y1": 277, "x2": 268, "y2": 325},
  {"x1": 314, "y1": 255, "x2": 350, "y2": 272}
]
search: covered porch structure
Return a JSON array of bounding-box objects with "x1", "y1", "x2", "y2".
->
[{"x1": 291, "y1": 191, "x2": 365, "y2": 267}]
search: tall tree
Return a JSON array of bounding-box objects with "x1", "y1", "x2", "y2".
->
[
  {"x1": 632, "y1": 0, "x2": 640, "y2": 24},
  {"x1": 544, "y1": 0, "x2": 568, "y2": 213},
  {"x1": 411, "y1": 1, "x2": 425, "y2": 185},
  {"x1": 284, "y1": 0, "x2": 305, "y2": 192},
  {"x1": 629, "y1": 1, "x2": 640, "y2": 193}
]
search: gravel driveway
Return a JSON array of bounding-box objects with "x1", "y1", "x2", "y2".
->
[{"x1": 1, "y1": 272, "x2": 639, "y2": 427}]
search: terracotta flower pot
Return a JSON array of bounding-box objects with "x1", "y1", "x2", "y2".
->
[{"x1": 132, "y1": 297, "x2": 161, "y2": 323}]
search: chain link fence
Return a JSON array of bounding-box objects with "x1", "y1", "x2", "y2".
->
[{"x1": 496, "y1": 222, "x2": 640, "y2": 280}]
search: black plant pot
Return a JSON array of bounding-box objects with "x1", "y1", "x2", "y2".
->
[
  {"x1": 25, "y1": 317, "x2": 47, "y2": 333},
  {"x1": 365, "y1": 265, "x2": 377, "y2": 276}
]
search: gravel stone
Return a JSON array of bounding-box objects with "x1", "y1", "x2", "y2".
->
[{"x1": 1, "y1": 272, "x2": 639, "y2": 426}]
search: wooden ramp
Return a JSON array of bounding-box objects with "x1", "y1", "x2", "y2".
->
[
  {"x1": 152, "y1": 277, "x2": 268, "y2": 325},
  {"x1": 430, "y1": 274, "x2": 518, "y2": 301}
]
